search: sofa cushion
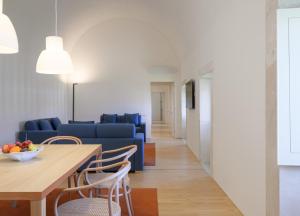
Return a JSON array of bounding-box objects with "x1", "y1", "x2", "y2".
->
[
  {"x1": 18, "y1": 131, "x2": 58, "y2": 143},
  {"x1": 51, "y1": 118, "x2": 62, "y2": 130},
  {"x1": 116, "y1": 115, "x2": 126, "y2": 123},
  {"x1": 39, "y1": 120, "x2": 54, "y2": 130},
  {"x1": 96, "y1": 124, "x2": 136, "y2": 138},
  {"x1": 58, "y1": 124, "x2": 97, "y2": 138},
  {"x1": 68, "y1": 120, "x2": 95, "y2": 124},
  {"x1": 102, "y1": 114, "x2": 117, "y2": 123},
  {"x1": 125, "y1": 113, "x2": 139, "y2": 125},
  {"x1": 24, "y1": 121, "x2": 40, "y2": 131}
]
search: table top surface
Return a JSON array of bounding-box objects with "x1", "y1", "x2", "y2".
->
[{"x1": 0, "y1": 145, "x2": 101, "y2": 200}]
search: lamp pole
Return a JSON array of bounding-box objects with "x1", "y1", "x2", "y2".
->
[{"x1": 72, "y1": 83, "x2": 78, "y2": 121}]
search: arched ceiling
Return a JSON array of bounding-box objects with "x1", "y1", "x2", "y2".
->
[{"x1": 60, "y1": 0, "x2": 213, "y2": 64}]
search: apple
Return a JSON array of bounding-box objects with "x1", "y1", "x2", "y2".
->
[
  {"x1": 8, "y1": 144, "x2": 15, "y2": 150},
  {"x1": 15, "y1": 141, "x2": 22, "y2": 147},
  {"x1": 2, "y1": 144, "x2": 15, "y2": 153},
  {"x1": 18, "y1": 140, "x2": 33, "y2": 149},
  {"x1": 2, "y1": 144, "x2": 10, "y2": 153},
  {"x1": 25, "y1": 140, "x2": 32, "y2": 144},
  {"x1": 10, "y1": 146, "x2": 21, "y2": 153},
  {"x1": 23, "y1": 140, "x2": 32, "y2": 145},
  {"x1": 21, "y1": 142, "x2": 29, "y2": 148}
]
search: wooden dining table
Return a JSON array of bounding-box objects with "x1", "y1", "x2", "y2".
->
[{"x1": 0, "y1": 144, "x2": 101, "y2": 216}]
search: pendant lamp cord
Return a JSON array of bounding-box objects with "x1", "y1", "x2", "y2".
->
[{"x1": 55, "y1": 0, "x2": 58, "y2": 36}]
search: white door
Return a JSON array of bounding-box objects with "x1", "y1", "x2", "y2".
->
[
  {"x1": 152, "y1": 92, "x2": 164, "y2": 122},
  {"x1": 278, "y1": 8, "x2": 300, "y2": 165}
]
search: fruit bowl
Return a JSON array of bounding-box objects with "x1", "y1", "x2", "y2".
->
[
  {"x1": 1, "y1": 146, "x2": 44, "y2": 162},
  {"x1": 1, "y1": 141, "x2": 44, "y2": 162}
]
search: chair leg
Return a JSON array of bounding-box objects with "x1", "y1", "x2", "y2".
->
[
  {"x1": 123, "y1": 186, "x2": 133, "y2": 216},
  {"x1": 89, "y1": 189, "x2": 93, "y2": 198},
  {"x1": 115, "y1": 184, "x2": 120, "y2": 205},
  {"x1": 128, "y1": 189, "x2": 134, "y2": 216},
  {"x1": 68, "y1": 176, "x2": 72, "y2": 200},
  {"x1": 68, "y1": 176, "x2": 71, "y2": 188},
  {"x1": 73, "y1": 173, "x2": 78, "y2": 187},
  {"x1": 123, "y1": 180, "x2": 134, "y2": 216},
  {"x1": 96, "y1": 188, "x2": 101, "y2": 197}
]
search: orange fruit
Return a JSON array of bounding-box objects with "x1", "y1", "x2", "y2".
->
[{"x1": 10, "y1": 146, "x2": 21, "y2": 153}]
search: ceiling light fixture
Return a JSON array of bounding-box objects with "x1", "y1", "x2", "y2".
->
[
  {"x1": 36, "y1": 0, "x2": 73, "y2": 74},
  {"x1": 0, "y1": 0, "x2": 18, "y2": 54}
]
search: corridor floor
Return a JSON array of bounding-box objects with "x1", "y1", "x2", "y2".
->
[{"x1": 129, "y1": 131, "x2": 242, "y2": 216}]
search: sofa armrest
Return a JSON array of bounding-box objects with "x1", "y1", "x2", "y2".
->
[
  {"x1": 18, "y1": 131, "x2": 58, "y2": 144},
  {"x1": 133, "y1": 133, "x2": 145, "y2": 171},
  {"x1": 139, "y1": 123, "x2": 146, "y2": 142},
  {"x1": 140, "y1": 122, "x2": 146, "y2": 128}
]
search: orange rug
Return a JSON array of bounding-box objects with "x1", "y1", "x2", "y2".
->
[
  {"x1": 0, "y1": 188, "x2": 158, "y2": 216},
  {"x1": 144, "y1": 143, "x2": 156, "y2": 166}
]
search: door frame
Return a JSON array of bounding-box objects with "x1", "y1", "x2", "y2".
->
[
  {"x1": 198, "y1": 62, "x2": 214, "y2": 175},
  {"x1": 181, "y1": 83, "x2": 187, "y2": 139},
  {"x1": 150, "y1": 82, "x2": 176, "y2": 137},
  {"x1": 151, "y1": 91, "x2": 165, "y2": 123},
  {"x1": 199, "y1": 73, "x2": 213, "y2": 175}
]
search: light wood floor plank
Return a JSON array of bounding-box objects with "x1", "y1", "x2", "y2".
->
[{"x1": 129, "y1": 132, "x2": 243, "y2": 216}]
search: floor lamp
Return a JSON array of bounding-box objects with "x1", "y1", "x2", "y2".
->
[{"x1": 72, "y1": 83, "x2": 78, "y2": 121}]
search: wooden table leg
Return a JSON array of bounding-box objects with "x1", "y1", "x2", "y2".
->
[{"x1": 31, "y1": 198, "x2": 46, "y2": 216}]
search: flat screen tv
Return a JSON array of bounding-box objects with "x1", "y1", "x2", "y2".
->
[{"x1": 186, "y1": 80, "x2": 195, "y2": 109}]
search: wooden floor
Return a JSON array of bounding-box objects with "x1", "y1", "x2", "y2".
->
[
  {"x1": 129, "y1": 125, "x2": 243, "y2": 216},
  {"x1": 151, "y1": 123, "x2": 172, "y2": 138}
]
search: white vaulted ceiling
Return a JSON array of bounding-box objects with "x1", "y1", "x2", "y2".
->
[{"x1": 60, "y1": 0, "x2": 212, "y2": 66}]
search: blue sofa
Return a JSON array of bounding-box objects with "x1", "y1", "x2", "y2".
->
[
  {"x1": 100, "y1": 113, "x2": 146, "y2": 142},
  {"x1": 57, "y1": 123, "x2": 144, "y2": 171},
  {"x1": 18, "y1": 117, "x2": 61, "y2": 143}
]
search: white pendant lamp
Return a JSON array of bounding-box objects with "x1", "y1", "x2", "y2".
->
[
  {"x1": 36, "y1": 0, "x2": 73, "y2": 74},
  {"x1": 0, "y1": 0, "x2": 18, "y2": 54}
]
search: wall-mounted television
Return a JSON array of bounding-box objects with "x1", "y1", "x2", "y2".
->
[{"x1": 186, "y1": 80, "x2": 195, "y2": 109}]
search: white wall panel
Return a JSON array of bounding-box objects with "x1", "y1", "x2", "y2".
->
[
  {"x1": 289, "y1": 17, "x2": 300, "y2": 153},
  {"x1": 278, "y1": 8, "x2": 300, "y2": 164},
  {"x1": 0, "y1": 0, "x2": 69, "y2": 144}
]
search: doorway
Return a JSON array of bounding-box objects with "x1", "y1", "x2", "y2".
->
[
  {"x1": 151, "y1": 92, "x2": 165, "y2": 123},
  {"x1": 199, "y1": 73, "x2": 213, "y2": 174},
  {"x1": 151, "y1": 82, "x2": 175, "y2": 138}
]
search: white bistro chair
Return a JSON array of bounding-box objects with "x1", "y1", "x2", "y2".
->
[
  {"x1": 41, "y1": 135, "x2": 82, "y2": 145},
  {"x1": 85, "y1": 145, "x2": 137, "y2": 216},
  {"x1": 11, "y1": 136, "x2": 84, "y2": 208},
  {"x1": 55, "y1": 161, "x2": 131, "y2": 216},
  {"x1": 41, "y1": 136, "x2": 83, "y2": 188}
]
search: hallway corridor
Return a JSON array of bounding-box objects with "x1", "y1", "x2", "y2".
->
[
  {"x1": 151, "y1": 124, "x2": 172, "y2": 138},
  {"x1": 129, "y1": 134, "x2": 242, "y2": 215}
]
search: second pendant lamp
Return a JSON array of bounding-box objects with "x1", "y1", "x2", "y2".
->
[{"x1": 36, "y1": 0, "x2": 73, "y2": 74}]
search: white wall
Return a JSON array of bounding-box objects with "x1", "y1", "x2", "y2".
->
[
  {"x1": 63, "y1": 17, "x2": 179, "y2": 137},
  {"x1": 0, "y1": 0, "x2": 69, "y2": 144},
  {"x1": 147, "y1": 66, "x2": 178, "y2": 83},
  {"x1": 179, "y1": 1, "x2": 267, "y2": 215},
  {"x1": 279, "y1": 0, "x2": 300, "y2": 7},
  {"x1": 212, "y1": 2, "x2": 266, "y2": 215}
]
